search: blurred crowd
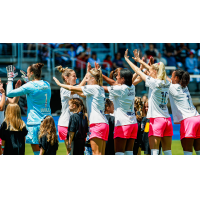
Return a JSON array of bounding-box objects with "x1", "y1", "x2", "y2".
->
[{"x1": 1, "y1": 43, "x2": 200, "y2": 79}]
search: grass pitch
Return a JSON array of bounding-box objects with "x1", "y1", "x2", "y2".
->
[{"x1": 24, "y1": 140, "x2": 196, "y2": 155}]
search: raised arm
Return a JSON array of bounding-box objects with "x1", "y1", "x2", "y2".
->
[
  {"x1": 133, "y1": 49, "x2": 151, "y2": 70},
  {"x1": 78, "y1": 62, "x2": 92, "y2": 87},
  {"x1": 124, "y1": 49, "x2": 147, "y2": 81},
  {"x1": 53, "y1": 77, "x2": 83, "y2": 93}
]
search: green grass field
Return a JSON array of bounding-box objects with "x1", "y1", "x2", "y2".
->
[{"x1": 24, "y1": 140, "x2": 197, "y2": 155}]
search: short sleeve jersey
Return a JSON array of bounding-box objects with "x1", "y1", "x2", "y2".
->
[
  {"x1": 169, "y1": 84, "x2": 199, "y2": 123},
  {"x1": 7, "y1": 80, "x2": 51, "y2": 125},
  {"x1": 81, "y1": 85, "x2": 108, "y2": 125},
  {"x1": 108, "y1": 84, "x2": 137, "y2": 126},
  {"x1": 145, "y1": 76, "x2": 170, "y2": 118},
  {"x1": 0, "y1": 93, "x2": 8, "y2": 125},
  {"x1": 58, "y1": 88, "x2": 79, "y2": 127}
]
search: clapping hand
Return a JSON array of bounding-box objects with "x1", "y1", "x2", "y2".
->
[
  {"x1": 148, "y1": 56, "x2": 154, "y2": 66},
  {"x1": 87, "y1": 62, "x2": 92, "y2": 72},
  {"x1": 15, "y1": 80, "x2": 22, "y2": 89},
  {"x1": 124, "y1": 49, "x2": 130, "y2": 60}
]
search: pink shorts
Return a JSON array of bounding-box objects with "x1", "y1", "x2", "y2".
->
[
  {"x1": 0, "y1": 138, "x2": 2, "y2": 145},
  {"x1": 89, "y1": 123, "x2": 109, "y2": 141},
  {"x1": 58, "y1": 126, "x2": 68, "y2": 141},
  {"x1": 149, "y1": 117, "x2": 173, "y2": 137},
  {"x1": 114, "y1": 123, "x2": 138, "y2": 139},
  {"x1": 180, "y1": 115, "x2": 200, "y2": 140}
]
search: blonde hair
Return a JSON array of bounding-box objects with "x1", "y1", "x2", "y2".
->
[
  {"x1": 151, "y1": 62, "x2": 167, "y2": 83},
  {"x1": 39, "y1": 116, "x2": 58, "y2": 146},
  {"x1": 134, "y1": 97, "x2": 143, "y2": 121},
  {"x1": 89, "y1": 68, "x2": 103, "y2": 86},
  {"x1": 142, "y1": 99, "x2": 148, "y2": 117},
  {"x1": 4, "y1": 104, "x2": 26, "y2": 131},
  {"x1": 56, "y1": 65, "x2": 74, "y2": 84}
]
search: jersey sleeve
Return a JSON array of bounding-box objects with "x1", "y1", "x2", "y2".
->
[
  {"x1": 107, "y1": 85, "x2": 122, "y2": 97},
  {"x1": 39, "y1": 135, "x2": 48, "y2": 151},
  {"x1": 68, "y1": 115, "x2": 77, "y2": 133},
  {"x1": 169, "y1": 84, "x2": 179, "y2": 97},
  {"x1": 0, "y1": 122, "x2": 7, "y2": 140},
  {"x1": 145, "y1": 76, "x2": 157, "y2": 90},
  {"x1": 7, "y1": 82, "x2": 33, "y2": 98},
  {"x1": 81, "y1": 85, "x2": 96, "y2": 96}
]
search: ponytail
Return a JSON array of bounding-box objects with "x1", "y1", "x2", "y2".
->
[
  {"x1": 152, "y1": 62, "x2": 167, "y2": 83},
  {"x1": 175, "y1": 69, "x2": 190, "y2": 88},
  {"x1": 89, "y1": 67, "x2": 103, "y2": 86}
]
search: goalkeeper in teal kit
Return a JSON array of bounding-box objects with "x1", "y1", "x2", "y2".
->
[{"x1": 6, "y1": 64, "x2": 51, "y2": 155}]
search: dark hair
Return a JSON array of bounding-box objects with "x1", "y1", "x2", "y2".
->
[
  {"x1": 109, "y1": 67, "x2": 122, "y2": 80},
  {"x1": 174, "y1": 69, "x2": 190, "y2": 88},
  {"x1": 120, "y1": 68, "x2": 133, "y2": 87},
  {"x1": 105, "y1": 98, "x2": 113, "y2": 111},
  {"x1": 29, "y1": 63, "x2": 44, "y2": 79}
]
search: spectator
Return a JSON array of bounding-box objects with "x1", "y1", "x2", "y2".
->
[
  {"x1": 155, "y1": 52, "x2": 167, "y2": 66},
  {"x1": 187, "y1": 43, "x2": 199, "y2": 51},
  {"x1": 76, "y1": 43, "x2": 87, "y2": 55},
  {"x1": 185, "y1": 50, "x2": 200, "y2": 86},
  {"x1": 197, "y1": 49, "x2": 200, "y2": 69},
  {"x1": 145, "y1": 43, "x2": 157, "y2": 59},
  {"x1": 163, "y1": 43, "x2": 177, "y2": 66},
  {"x1": 113, "y1": 52, "x2": 126, "y2": 69},
  {"x1": 103, "y1": 55, "x2": 113, "y2": 71},
  {"x1": 88, "y1": 52, "x2": 101, "y2": 67},
  {"x1": 176, "y1": 43, "x2": 190, "y2": 65}
]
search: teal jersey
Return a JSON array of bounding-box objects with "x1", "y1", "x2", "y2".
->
[{"x1": 7, "y1": 80, "x2": 51, "y2": 125}]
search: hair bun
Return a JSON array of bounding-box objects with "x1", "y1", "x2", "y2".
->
[{"x1": 35, "y1": 63, "x2": 44, "y2": 69}]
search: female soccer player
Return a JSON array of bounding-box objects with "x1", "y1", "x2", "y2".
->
[
  {"x1": 168, "y1": 69, "x2": 200, "y2": 155},
  {"x1": 125, "y1": 49, "x2": 173, "y2": 155},
  {"x1": 6, "y1": 63, "x2": 51, "y2": 155},
  {"x1": 53, "y1": 65, "x2": 109, "y2": 155},
  {"x1": 102, "y1": 68, "x2": 138, "y2": 155}
]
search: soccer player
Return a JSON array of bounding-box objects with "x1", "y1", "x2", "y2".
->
[
  {"x1": 125, "y1": 49, "x2": 173, "y2": 155},
  {"x1": 102, "y1": 68, "x2": 138, "y2": 155},
  {"x1": 6, "y1": 63, "x2": 51, "y2": 155},
  {"x1": 168, "y1": 69, "x2": 200, "y2": 155},
  {"x1": 53, "y1": 65, "x2": 109, "y2": 155}
]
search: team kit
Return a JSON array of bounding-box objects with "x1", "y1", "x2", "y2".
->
[{"x1": 0, "y1": 49, "x2": 199, "y2": 155}]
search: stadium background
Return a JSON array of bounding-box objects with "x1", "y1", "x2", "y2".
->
[{"x1": 1, "y1": 43, "x2": 200, "y2": 154}]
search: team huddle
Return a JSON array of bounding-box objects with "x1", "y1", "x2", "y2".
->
[{"x1": 0, "y1": 49, "x2": 199, "y2": 155}]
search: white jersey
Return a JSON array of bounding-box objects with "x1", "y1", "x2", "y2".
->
[
  {"x1": 145, "y1": 75, "x2": 170, "y2": 118},
  {"x1": 108, "y1": 84, "x2": 137, "y2": 126},
  {"x1": 58, "y1": 88, "x2": 79, "y2": 127},
  {"x1": 0, "y1": 93, "x2": 8, "y2": 125},
  {"x1": 81, "y1": 85, "x2": 108, "y2": 125},
  {"x1": 169, "y1": 84, "x2": 199, "y2": 123}
]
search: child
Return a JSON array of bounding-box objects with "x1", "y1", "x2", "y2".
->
[
  {"x1": 104, "y1": 99, "x2": 115, "y2": 155},
  {"x1": 67, "y1": 98, "x2": 88, "y2": 155},
  {"x1": 39, "y1": 116, "x2": 59, "y2": 155},
  {"x1": 0, "y1": 103, "x2": 28, "y2": 155},
  {"x1": 133, "y1": 97, "x2": 143, "y2": 155}
]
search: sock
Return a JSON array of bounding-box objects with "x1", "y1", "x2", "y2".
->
[
  {"x1": 163, "y1": 150, "x2": 172, "y2": 155},
  {"x1": 124, "y1": 151, "x2": 133, "y2": 155},
  {"x1": 115, "y1": 152, "x2": 124, "y2": 155},
  {"x1": 34, "y1": 151, "x2": 40, "y2": 155},
  {"x1": 151, "y1": 149, "x2": 159, "y2": 155},
  {"x1": 195, "y1": 150, "x2": 200, "y2": 155},
  {"x1": 184, "y1": 151, "x2": 193, "y2": 155},
  {"x1": 159, "y1": 147, "x2": 162, "y2": 155}
]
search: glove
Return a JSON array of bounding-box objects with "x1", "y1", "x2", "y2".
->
[
  {"x1": 6, "y1": 65, "x2": 18, "y2": 81},
  {"x1": 20, "y1": 70, "x2": 29, "y2": 83}
]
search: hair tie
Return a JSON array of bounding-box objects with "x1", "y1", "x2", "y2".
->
[{"x1": 158, "y1": 62, "x2": 160, "y2": 65}]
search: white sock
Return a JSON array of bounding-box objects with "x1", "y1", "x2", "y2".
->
[
  {"x1": 115, "y1": 152, "x2": 124, "y2": 155},
  {"x1": 34, "y1": 151, "x2": 40, "y2": 155},
  {"x1": 124, "y1": 151, "x2": 133, "y2": 155},
  {"x1": 163, "y1": 150, "x2": 172, "y2": 155},
  {"x1": 151, "y1": 149, "x2": 159, "y2": 155},
  {"x1": 195, "y1": 150, "x2": 200, "y2": 155},
  {"x1": 184, "y1": 151, "x2": 193, "y2": 155}
]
